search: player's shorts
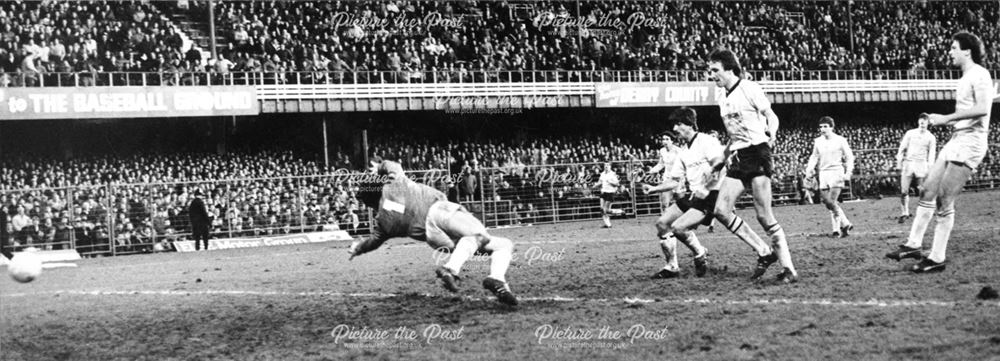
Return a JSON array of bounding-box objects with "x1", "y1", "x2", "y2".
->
[
  {"x1": 425, "y1": 200, "x2": 485, "y2": 250},
  {"x1": 901, "y1": 160, "x2": 929, "y2": 178},
  {"x1": 818, "y1": 170, "x2": 847, "y2": 190},
  {"x1": 939, "y1": 135, "x2": 987, "y2": 170},
  {"x1": 727, "y1": 143, "x2": 774, "y2": 185},
  {"x1": 600, "y1": 192, "x2": 616, "y2": 202},
  {"x1": 676, "y1": 191, "x2": 719, "y2": 224}
]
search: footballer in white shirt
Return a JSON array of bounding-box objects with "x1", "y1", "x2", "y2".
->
[
  {"x1": 886, "y1": 32, "x2": 995, "y2": 273},
  {"x1": 895, "y1": 115, "x2": 936, "y2": 222},
  {"x1": 805, "y1": 116, "x2": 856, "y2": 238},
  {"x1": 707, "y1": 48, "x2": 797, "y2": 282},
  {"x1": 642, "y1": 107, "x2": 775, "y2": 280}
]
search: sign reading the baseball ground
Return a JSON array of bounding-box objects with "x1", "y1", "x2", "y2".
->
[
  {"x1": 0, "y1": 86, "x2": 259, "y2": 120},
  {"x1": 595, "y1": 82, "x2": 716, "y2": 108}
]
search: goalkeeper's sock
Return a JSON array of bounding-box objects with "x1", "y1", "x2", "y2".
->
[
  {"x1": 483, "y1": 236, "x2": 513, "y2": 283},
  {"x1": 905, "y1": 201, "x2": 935, "y2": 249},
  {"x1": 443, "y1": 236, "x2": 479, "y2": 276},
  {"x1": 927, "y1": 209, "x2": 955, "y2": 264}
]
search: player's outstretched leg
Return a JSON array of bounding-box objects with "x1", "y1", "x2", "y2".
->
[
  {"x1": 439, "y1": 236, "x2": 479, "y2": 292},
  {"x1": 888, "y1": 159, "x2": 945, "y2": 262},
  {"x1": 669, "y1": 210, "x2": 709, "y2": 277},
  {"x1": 752, "y1": 177, "x2": 797, "y2": 282},
  {"x1": 652, "y1": 205, "x2": 683, "y2": 279},
  {"x1": 714, "y1": 177, "x2": 776, "y2": 279},
  {"x1": 913, "y1": 162, "x2": 971, "y2": 273}
]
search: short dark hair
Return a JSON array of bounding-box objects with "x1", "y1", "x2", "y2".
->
[
  {"x1": 953, "y1": 32, "x2": 985, "y2": 65},
  {"x1": 708, "y1": 48, "x2": 742, "y2": 76},
  {"x1": 669, "y1": 107, "x2": 698, "y2": 131},
  {"x1": 819, "y1": 116, "x2": 835, "y2": 128}
]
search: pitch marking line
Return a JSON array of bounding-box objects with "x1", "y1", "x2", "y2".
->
[{"x1": 3, "y1": 289, "x2": 998, "y2": 308}]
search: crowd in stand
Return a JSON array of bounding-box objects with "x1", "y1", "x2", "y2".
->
[
  {"x1": 5, "y1": 119, "x2": 1000, "y2": 254},
  {"x1": 198, "y1": 0, "x2": 1000, "y2": 78},
  {"x1": 1, "y1": 149, "x2": 365, "y2": 255},
  {"x1": 2, "y1": 0, "x2": 999, "y2": 86}
]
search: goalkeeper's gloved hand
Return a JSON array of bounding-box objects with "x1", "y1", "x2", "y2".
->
[{"x1": 348, "y1": 240, "x2": 362, "y2": 260}]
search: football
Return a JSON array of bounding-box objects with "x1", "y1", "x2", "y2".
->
[{"x1": 9, "y1": 252, "x2": 43, "y2": 283}]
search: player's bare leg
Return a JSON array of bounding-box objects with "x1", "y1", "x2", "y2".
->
[
  {"x1": 652, "y1": 205, "x2": 683, "y2": 278},
  {"x1": 889, "y1": 158, "x2": 948, "y2": 261},
  {"x1": 600, "y1": 198, "x2": 613, "y2": 228},
  {"x1": 912, "y1": 162, "x2": 971, "y2": 273},
  {"x1": 821, "y1": 187, "x2": 852, "y2": 238},
  {"x1": 669, "y1": 210, "x2": 710, "y2": 277},
  {"x1": 437, "y1": 211, "x2": 516, "y2": 304},
  {"x1": 659, "y1": 191, "x2": 673, "y2": 214},
  {"x1": 899, "y1": 172, "x2": 915, "y2": 222},
  {"x1": 714, "y1": 177, "x2": 776, "y2": 278},
  {"x1": 750, "y1": 176, "x2": 797, "y2": 282}
]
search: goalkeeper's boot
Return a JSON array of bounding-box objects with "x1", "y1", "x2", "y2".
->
[
  {"x1": 435, "y1": 266, "x2": 461, "y2": 293},
  {"x1": 482, "y1": 277, "x2": 518, "y2": 306}
]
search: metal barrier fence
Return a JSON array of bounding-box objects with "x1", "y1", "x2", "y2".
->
[
  {"x1": 5, "y1": 148, "x2": 1000, "y2": 257},
  {"x1": 1, "y1": 68, "x2": 983, "y2": 88}
]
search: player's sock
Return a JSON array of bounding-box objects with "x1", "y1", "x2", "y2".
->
[
  {"x1": 901, "y1": 194, "x2": 910, "y2": 216},
  {"x1": 675, "y1": 230, "x2": 706, "y2": 257},
  {"x1": 483, "y1": 236, "x2": 513, "y2": 283},
  {"x1": 602, "y1": 214, "x2": 611, "y2": 227},
  {"x1": 927, "y1": 209, "x2": 954, "y2": 263},
  {"x1": 835, "y1": 207, "x2": 851, "y2": 227},
  {"x1": 905, "y1": 201, "x2": 935, "y2": 248},
  {"x1": 829, "y1": 211, "x2": 839, "y2": 233},
  {"x1": 659, "y1": 233, "x2": 679, "y2": 270},
  {"x1": 725, "y1": 214, "x2": 771, "y2": 256},
  {"x1": 766, "y1": 223, "x2": 796, "y2": 274},
  {"x1": 443, "y1": 236, "x2": 479, "y2": 275}
]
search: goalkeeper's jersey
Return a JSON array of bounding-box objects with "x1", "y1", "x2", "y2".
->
[{"x1": 371, "y1": 177, "x2": 448, "y2": 242}]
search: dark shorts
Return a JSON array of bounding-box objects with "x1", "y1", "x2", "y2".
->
[
  {"x1": 727, "y1": 143, "x2": 774, "y2": 185},
  {"x1": 676, "y1": 191, "x2": 719, "y2": 226},
  {"x1": 600, "y1": 192, "x2": 616, "y2": 202}
]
